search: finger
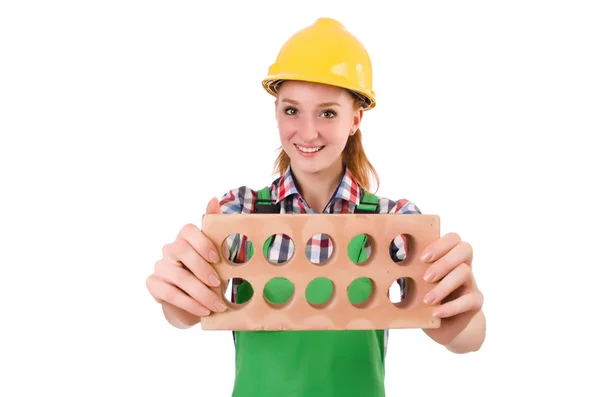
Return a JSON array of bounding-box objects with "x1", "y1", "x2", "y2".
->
[
  {"x1": 433, "y1": 290, "x2": 484, "y2": 318},
  {"x1": 423, "y1": 262, "x2": 471, "y2": 305},
  {"x1": 146, "y1": 274, "x2": 210, "y2": 317},
  {"x1": 154, "y1": 260, "x2": 226, "y2": 312},
  {"x1": 423, "y1": 240, "x2": 473, "y2": 282},
  {"x1": 177, "y1": 223, "x2": 221, "y2": 266},
  {"x1": 163, "y1": 238, "x2": 221, "y2": 287},
  {"x1": 420, "y1": 232, "x2": 463, "y2": 263},
  {"x1": 205, "y1": 197, "x2": 222, "y2": 215}
]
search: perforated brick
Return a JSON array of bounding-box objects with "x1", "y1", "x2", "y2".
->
[{"x1": 200, "y1": 213, "x2": 441, "y2": 331}]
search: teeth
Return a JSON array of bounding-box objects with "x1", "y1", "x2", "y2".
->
[{"x1": 297, "y1": 145, "x2": 322, "y2": 153}]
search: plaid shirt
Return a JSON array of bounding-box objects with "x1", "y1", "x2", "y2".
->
[{"x1": 218, "y1": 165, "x2": 421, "y2": 351}]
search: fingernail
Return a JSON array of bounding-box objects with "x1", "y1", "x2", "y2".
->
[
  {"x1": 208, "y1": 273, "x2": 221, "y2": 287},
  {"x1": 214, "y1": 301, "x2": 226, "y2": 312},
  {"x1": 432, "y1": 310, "x2": 442, "y2": 318},
  {"x1": 209, "y1": 250, "x2": 219, "y2": 263},
  {"x1": 424, "y1": 271, "x2": 435, "y2": 282},
  {"x1": 421, "y1": 252, "x2": 431, "y2": 262},
  {"x1": 423, "y1": 293, "x2": 435, "y2": 304},
  {"x1": 197, "y1": 307, "x2": 210, "y2": 317}
]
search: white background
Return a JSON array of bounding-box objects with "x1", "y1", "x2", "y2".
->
[{"x1": 1, "y1": 1, "x2": 599, "y2": 396}]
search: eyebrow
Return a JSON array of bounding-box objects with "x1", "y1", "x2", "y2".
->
[{"x1": 281, "y1": 98, "x2": 341, "y2": 107}]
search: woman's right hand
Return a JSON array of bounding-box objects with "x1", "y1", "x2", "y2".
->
[{"x1": 146, "y1": 197, "x2": 227, "y2": 327}]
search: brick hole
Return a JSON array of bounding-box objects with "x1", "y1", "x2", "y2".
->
[
  {"x1": 388, "y1": 234, "x2": 410, "y2": 264},
  {"x1": 348, "y1": 234, "x2": 373, "y2": 265},
  {"x1": 347, "y1": 277, "x2": 377, "y2": 309},
  {"x1": 305, "y1": 277, "x2": 334, "y2": 308},
  {"x1": 263, "y1": 233, "x2": 294, "y2": 265},
  {"x1": 263, "y1": 277, "x2": 294, "y2": 308},
  {"x1": 388, "y1": 277, "x2": 416, "y2": 308},
  {"x1": 226, "y1": 278, "x2": 254, "y2": 308},
  {"x1": 305, "y1": 233, "x2": 333, "y2": 265},
  {"x1": 222, "y1": 233, "x2": 254, "y2": 265}
]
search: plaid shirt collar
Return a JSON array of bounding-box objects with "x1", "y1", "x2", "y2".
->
[{"x1": 274, "y1": 165, "x2": 362, "y2": 207}]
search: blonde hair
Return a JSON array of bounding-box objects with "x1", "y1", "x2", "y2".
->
[{"x1": 273, "y1": 93, "x2": 380, "y2": 192}]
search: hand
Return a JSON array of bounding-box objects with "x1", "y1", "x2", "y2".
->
[
  {"x1": 146, "y1": 197, "x2": 227, "y2": 326},
  {"x1": 421, "y1": 232, "x2": 483, "y2": 320}
]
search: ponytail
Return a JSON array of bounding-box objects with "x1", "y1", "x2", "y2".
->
[{"x1": 341, "y1": 127, "x2": 379, "y2": 192}]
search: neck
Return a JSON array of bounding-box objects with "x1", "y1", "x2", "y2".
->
[{"x1": 292, "y1": 160, "x2": 345, "y2": 213}]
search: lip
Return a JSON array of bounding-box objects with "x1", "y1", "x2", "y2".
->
[
  {"x1": 294, "y1": 143, "x2": 323, "y2": 148},
  {"x1": 294, "y1": 143, "x2": 324, "y2": 156}
]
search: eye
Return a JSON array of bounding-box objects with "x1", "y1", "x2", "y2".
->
[
  {"x1": 321, "y1": 109, "x2": 337, "y2": 118},
  {"x1": 284, "y1": 106, "x2": 298, "y2": 115}
]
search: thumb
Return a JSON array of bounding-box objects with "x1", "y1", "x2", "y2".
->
[{"x1": 205, "y1": 197, "x2": 221, "y2": 215}]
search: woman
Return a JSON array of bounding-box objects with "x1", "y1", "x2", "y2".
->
[{"x1": 146, "y1": 17, "x2": 486, "y2": 397}]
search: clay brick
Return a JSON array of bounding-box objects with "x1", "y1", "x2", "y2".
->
[{"x1": 200, "y1": 213, "x2": 441, "y2": 331}]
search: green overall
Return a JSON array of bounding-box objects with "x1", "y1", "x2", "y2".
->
[{"x1": 231, "y1": 187, "x2": 387, "y2": 397}]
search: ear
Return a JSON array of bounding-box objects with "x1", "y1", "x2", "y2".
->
[{"x1": 350, "y1": 108, "x2": 363, "y2": 135}]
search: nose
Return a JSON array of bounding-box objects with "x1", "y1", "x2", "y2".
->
[{"x1": 296, "y1": 117, "x2": 319, "y2": 141}]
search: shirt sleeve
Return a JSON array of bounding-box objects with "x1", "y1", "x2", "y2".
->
[
  {"x1": 217, "y1": 186, "x2": 256, "y2": 304},
  {"x1": 219, "y1": 185, "x2": 255, "y2": 214},
  {"x1": 387, "y1": 198, "x2": 422, "y2": 262},
  {"x1": 385, "y1": 198, "x2": 422, "y2": 300},
  {"x1": 218, "y1": 186, "x2": 257, "y2": 261}
]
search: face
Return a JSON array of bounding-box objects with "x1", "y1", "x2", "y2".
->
[{"x1": 275, "y1": 81, "x2": 362, "y2": 176}]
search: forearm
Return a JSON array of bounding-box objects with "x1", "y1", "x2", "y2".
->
[
  {"x1": 162, "y1": 303, "x2": 202, "y2": 329},
  {"x1": 443, "y1": 310, "x2": 486, "y2": 354}
]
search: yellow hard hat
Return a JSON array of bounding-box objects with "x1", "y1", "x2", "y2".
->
[{"x1": 262, "y1": 17, "x2": 376, "y2": 110}]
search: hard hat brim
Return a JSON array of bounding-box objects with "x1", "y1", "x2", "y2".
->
[{"x1": 262, "y1": 75, "x2": 376, "y2": 110}]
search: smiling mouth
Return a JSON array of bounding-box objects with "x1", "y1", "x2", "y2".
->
[{"x1": 294, "y1": 144, "x2": 324, "y2": 153}]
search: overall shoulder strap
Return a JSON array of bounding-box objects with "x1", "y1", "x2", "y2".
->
[
  {"x1": 252, "y1": 186, "x2": 280, "y2": 258},
  {"x1": 354, "y1": 191, "x2": 379, "y2": 213},
  {"x1": 254, "y1": 186, "x2": 280, "y2": 213},
  {"x1": 350, "y1": 191, "x2": 379, "y2": 264}
]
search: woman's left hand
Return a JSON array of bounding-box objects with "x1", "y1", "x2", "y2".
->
[{"x1": 420, "y1": 232, "x2": 484, "y2": 319}]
